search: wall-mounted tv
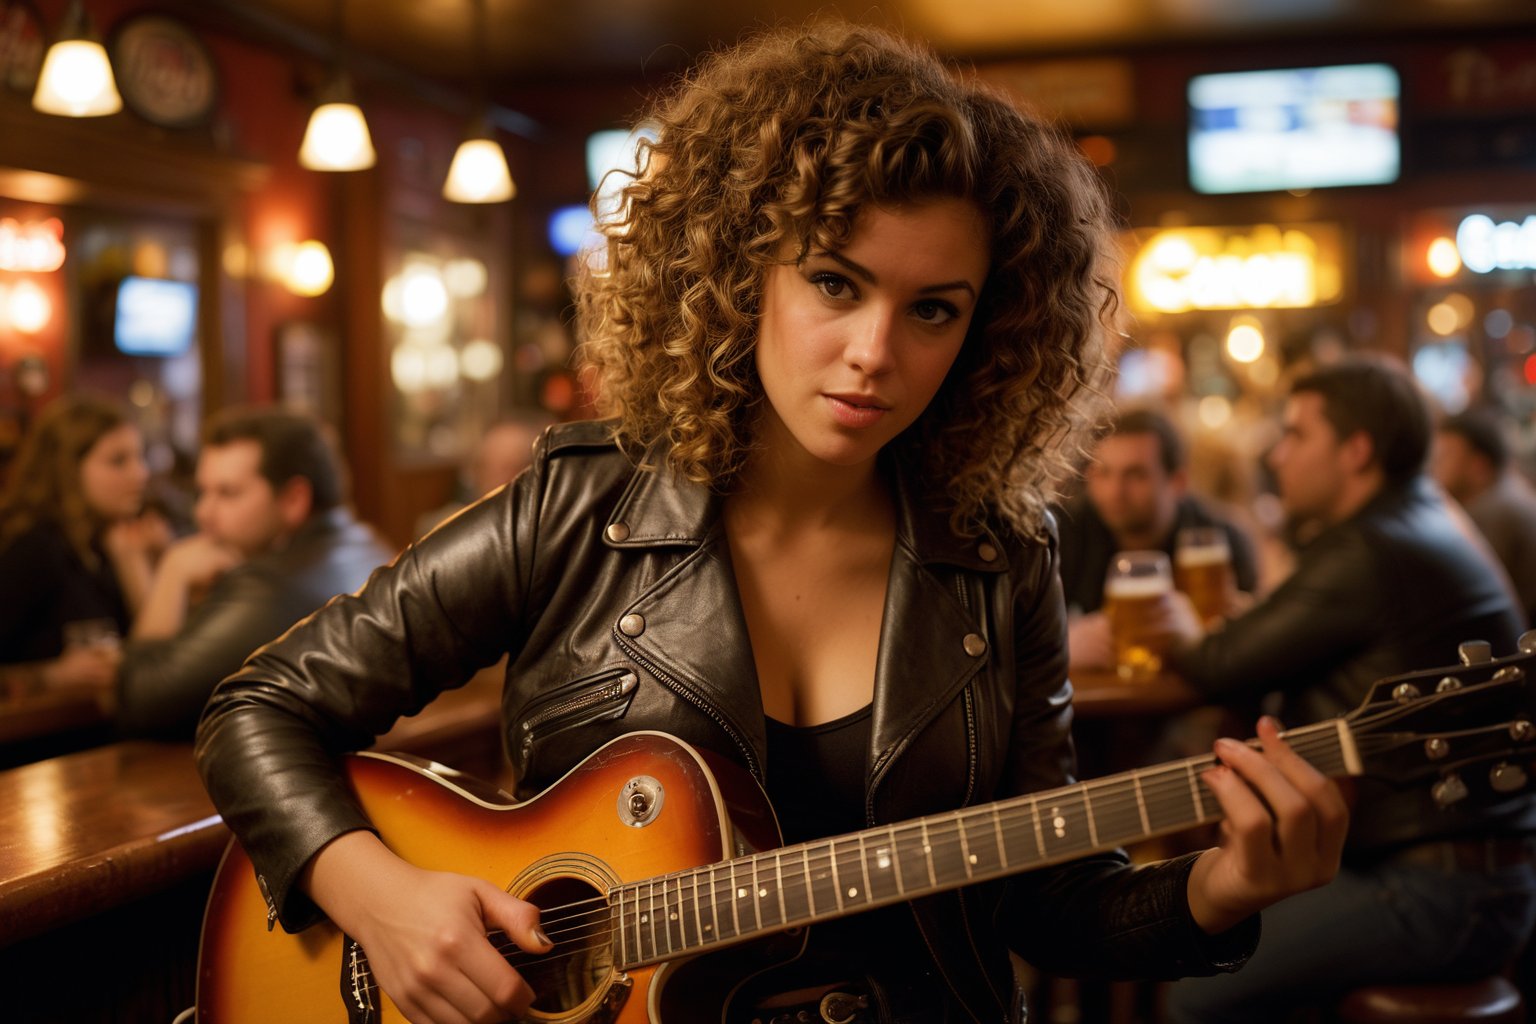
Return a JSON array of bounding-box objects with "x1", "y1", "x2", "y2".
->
[
  {"x1": 113, "y1": 276, "x2": 197, "y2": 357},
  {"x1": 1188, "y1": 63, "x2": 1400, "y2": 195}
]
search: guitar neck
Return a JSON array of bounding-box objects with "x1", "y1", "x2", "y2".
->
[{"x1": 610, "y1": 717, "x2": 1358, "y2": 969}]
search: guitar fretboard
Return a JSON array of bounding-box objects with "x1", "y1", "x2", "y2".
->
[{"x1": 609, "y1": 718, "x2": 1353, "y2": 969}]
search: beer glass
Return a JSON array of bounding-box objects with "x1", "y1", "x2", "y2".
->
[
  {"x1": 1104, "y1": 550, "x2": 1172, "y2": 682},
  {"x1": 1174, "y1": 527, "x2": 1234, "y2": 627}
]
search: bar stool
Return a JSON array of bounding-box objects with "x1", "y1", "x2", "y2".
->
[{"x1": 1334, "y1": 976, "x2": 1525, "y2": 1024}]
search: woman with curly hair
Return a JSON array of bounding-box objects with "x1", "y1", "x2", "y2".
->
[
  {"x1": 197, "y1": 22, "x2": 1346, "y2": 1023},
  {"x1": 0, "y1": 394, "x2": 158, "y2": 693}
]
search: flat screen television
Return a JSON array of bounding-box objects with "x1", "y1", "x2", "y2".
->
[
  {"x1": 1187, "y1": 63, "x2": 1400, "y2": 195},
  {"x1": 113, "y1": 276, "x2": 197, "y2": 357}
]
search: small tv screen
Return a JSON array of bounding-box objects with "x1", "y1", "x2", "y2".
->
[
  {"x1": 114, "y1": 276, "x2": 197, "y2": 357},
  {"x1": 1188, "y1": 63, "x2": 1400, "y2": 195}
]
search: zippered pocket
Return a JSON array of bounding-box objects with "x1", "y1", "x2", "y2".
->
[{"x1": 516, "y1": 667, "x2": 639, "y2": 764}]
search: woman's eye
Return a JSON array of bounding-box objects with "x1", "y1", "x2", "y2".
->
[
  {"x1": 912, "y1": 300, "x2": 958, "y2": 326},
  {"x1": 810, "y1": 272, "x2": 853, "y2": 300}
]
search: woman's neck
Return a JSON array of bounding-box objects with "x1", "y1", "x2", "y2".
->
[{"x1": 729, "y1": 445, "x2": 888, "y2": 536}]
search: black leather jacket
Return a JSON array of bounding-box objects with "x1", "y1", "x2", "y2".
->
[
  {"x1": 1171, "y1": 476, "x2": 1536, "y2": 855},
  {"x1": 196, "y1": 422, "x2": 1254, "y2": 1021},
  {"x1": 119, "y1": 508, "x2": 393, "y2": 739}
]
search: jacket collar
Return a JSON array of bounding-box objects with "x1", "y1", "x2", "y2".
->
[{"x1": 604, "y1": 454, "x2": 1007, "y2": 572}]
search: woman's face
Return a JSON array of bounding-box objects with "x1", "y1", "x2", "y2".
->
[
  {"x1": 78, "y1": 424, "x2": 148, "y2": 522},
  {"x1": 754, "y1": 198, "x2": 990, "y2": 471}
]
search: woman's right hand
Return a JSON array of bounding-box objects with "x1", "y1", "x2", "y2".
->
[{"x1": 303, "y1": 831, "x2": 553, "y2": 1024}]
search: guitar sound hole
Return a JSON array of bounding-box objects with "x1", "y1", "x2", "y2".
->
[{"x1": 518, "y1": 876, "x2": 613, "y2": 1014}]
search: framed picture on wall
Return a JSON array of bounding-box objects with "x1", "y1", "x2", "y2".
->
[{"x1": 276, "y1": 320, "x2": 341, "y2": 429}]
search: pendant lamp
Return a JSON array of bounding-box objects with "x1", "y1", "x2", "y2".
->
[
  {"x1": 32, "y1": 0, "x2": 121, "y2": 117},
  {"x1": 299, "y1": 0, "x2": 374, "y2": 172},
  {"x1": 443, "y1": 0, "x2": 514, "y2": 203}
]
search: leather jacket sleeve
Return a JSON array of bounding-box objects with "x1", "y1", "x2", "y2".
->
[
  {"x1": 1170, "y1": 527, "x2": 1378, "y2": 702},
  {"x1": 194, "y1": 465, "x2": 543, "y2": 930},
  {"x1": 992, "y1": 532, "x2": 1258, "y2": 978}
]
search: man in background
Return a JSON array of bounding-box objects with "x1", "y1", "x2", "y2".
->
[
  {"x1": 1162, "y1": 357, "x2": 1536, "y2": 1022},
  {"x1": 1057, "y1": 407, "x2": 1257, "y2": 671},
  {"x1": 1433, "y1": 408, "x2": 1536, "y2": 627},
  {"x1": 114, "y1": 407, "x2": 392, "y2": 738}
]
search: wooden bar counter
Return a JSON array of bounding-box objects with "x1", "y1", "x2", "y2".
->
[{"x1": 1070, "y1": 667, "x2": 1200, "y2": 718}]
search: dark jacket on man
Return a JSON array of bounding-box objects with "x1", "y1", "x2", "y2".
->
[
  {"x1": 117, "y1": 508, "x2": 392, "y2": 738},
  {"x1": 1170, "y1": 475, "x2": 1536, "y2": 856},
  {"x1": 196, "y1": 421, "x2": 1256, "y2": 1023}
]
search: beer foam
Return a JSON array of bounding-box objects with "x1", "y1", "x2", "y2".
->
[
  {"x1": 1104, "y1": 575, "x2": 1171, "y2": 598},
  {"x1": 1175, "y1": 544, "x2": 1229, "y2": 567}
]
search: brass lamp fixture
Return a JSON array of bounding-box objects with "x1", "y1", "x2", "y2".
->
[
  {"x1": 32, "y1": 0, "x2": 122, "y2": 117},
  {"x1": 443, "y1": 0, "x2": 514, "y2": 203},
  {"x1": 299, "y1": 0, "x2": 375, "y2": 171}
]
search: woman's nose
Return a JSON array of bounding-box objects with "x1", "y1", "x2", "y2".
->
[{"x1": 843, "y1": 306, "x2": 898, "y2": 375}]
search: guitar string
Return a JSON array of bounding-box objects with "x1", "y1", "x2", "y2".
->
[{"x1": 480, "y1": 726, "x2": 1359, "y2": 964}]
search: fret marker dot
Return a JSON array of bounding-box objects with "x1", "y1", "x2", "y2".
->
[
  {"x1": 704, "y1": 924, "x2": 712, "y2": 932},
  {"x1": 877, "y1": 849, "x2": 891, "y2": 870},
  {"x1": 640, "y1": 914, "x2": 648, "y2": 923},
  {"x1": 669, "y1": 912, "x2": 678, "y2": 921},
  {"x1": 923, "y1": 844, "x2": 931, "y2": 854},
  {"x1": 848, "y1": 887, "x2": 858, "y2": 898},
  {"x1": 759, "y1": 888, "x2": 768, "y2": 898},
  {"x1": 969, "y1": 854, "x2": 978, "y2": 865},
  {"x1": 736, "y1": 888, "x2": 747, "y2": 899}
]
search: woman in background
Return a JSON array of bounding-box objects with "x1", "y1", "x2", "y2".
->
[{"x1": 0, "y1": 395, "x2": 161, "y2": 692}]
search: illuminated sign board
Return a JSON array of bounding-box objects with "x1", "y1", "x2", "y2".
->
[
  {"x1": 1127, "y1": 223, "x2": 1343, "y2": 314},
  {"x1": 1456, "y1": 214, "x2": 1536, "y2": 274},
  {"x1": 0, "y1": 218, "x2": 65, "y2": 273}
]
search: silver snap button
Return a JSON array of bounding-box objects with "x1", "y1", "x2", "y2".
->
[
  {"x1": 977, "y1": 542, "x2": 998, "y2": 562},
  {"x1": 619, "y1": 613, "x2": 645, "y2": 637},
  {"x1": 963, "y1": 633, "x2": 987, "y2": 657},
  {"x1": 606, "y1": 522, "x2": 631, "y2": 543}
]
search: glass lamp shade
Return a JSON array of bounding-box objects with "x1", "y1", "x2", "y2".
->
[
  {"x1": 443, "y1": 137, "x2": 515, "y2": 203},
  {"x1": 299, "y1": 102, "x2": 376, "y2": 171},
  {"x1": 32, "y1": 39, "x2": 122, "y2": 117}
]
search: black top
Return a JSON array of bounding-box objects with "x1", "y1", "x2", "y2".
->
[
  {"x1": 761, "y1": 706, "x2": 960, "y2": 1019},
  {"x1": 1055, "y1": 494, "x2": 1258, "y2": 616},
  {"x1": 0, "y1": 520, "x2": 128, "y2": 664}
]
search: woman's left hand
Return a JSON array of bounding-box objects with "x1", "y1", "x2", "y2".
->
[{"x1": 1185, "y1": 715, "x2": 1350, "y2": 935}]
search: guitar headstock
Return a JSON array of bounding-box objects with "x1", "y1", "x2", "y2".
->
[{"x1": 1345, "y1": 634, "x2": 1536, "y2": 808}]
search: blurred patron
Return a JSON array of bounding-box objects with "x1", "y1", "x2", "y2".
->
[
  {"x1": 1433, "y1": 408, "x2": 1536, "y2": 627},
  {"x1": 113, "y1": 408, "x2": 392, "y2": 737},
  {"x1": 413, "y1": 412, "x2": 552, "y2": 538},
  {"x1": 0, "y1": 395, "x2": 165, "y2": 695},
  {"x1": 1057, "y1": 408, "x2": 1256, "y2": 672},
  {"x1": 1162, "y1": 357, "x2": 1536, "y2": 1022}
]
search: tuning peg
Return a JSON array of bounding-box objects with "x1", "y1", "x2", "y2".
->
[
  {"x1": 1432, "y1": 773, "x2": 1469, "y2": 807},
  {"x1": 1458, "y1": 640, "x2": 1493, "y2": 665},
  {"x1": 1490, "y1": 763, "x2": 1529, "y2": 794},
  {"x1": 1520, "y1": 631, "x2": 1536, "y2": 654}
]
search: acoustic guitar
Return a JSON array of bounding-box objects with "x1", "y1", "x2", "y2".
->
[{"x1": 195, "y1": 642, "x2": 1536, "y2": 1023}]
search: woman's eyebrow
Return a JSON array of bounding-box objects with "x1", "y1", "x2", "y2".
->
[{"x1": 826, "y1": 252, "x2": 977, "y2": 299}]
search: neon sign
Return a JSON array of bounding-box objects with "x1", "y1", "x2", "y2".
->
[
  {"x1": 0, "y1": 218, "x2": 66, "y2": 273},
  {"x1": 1127, "y1": 224, "x2": 1343, "y2": 314},
  {"x1": 1456, "y1": 214, "x2": 1536, "y2": 274}
]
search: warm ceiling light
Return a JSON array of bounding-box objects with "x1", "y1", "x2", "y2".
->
[
  {"x1": 299, "y1": 79, "x2": 375, "y2": 171},
  {"x1": 32, "y1": 1, "x2": 121, "y2": 118},
  {"x1": 444, "y1": 135, "x2": 515, "y2": 203}
]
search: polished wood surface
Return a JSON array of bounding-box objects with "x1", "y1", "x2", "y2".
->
[
  {"x1": 1071, "y1": 668, "x2": 1199, "y2": 717},
  {"x1": 0, "y1": 667, "x2": 506, "y2": 948},
  {"x1": 0, "y1": 684, "x2": 110, "y2": 747}
]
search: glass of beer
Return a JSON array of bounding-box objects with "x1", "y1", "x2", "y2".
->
[
  {"x1": 1174, "y1": 527, "x2": 1234, "y2": 627},
  {"x1": 1104, "y1": 550, "x2": 1172, "y2": 682}
]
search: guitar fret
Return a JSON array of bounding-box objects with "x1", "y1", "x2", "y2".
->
[
  {"x1": 1132, "y1": 772, "x2": 1151, "y2": 835},
  {"x1": 1028, "y1": 794, "x2": 1046, "y2": 859},
  {"x1": 857, "y1": 833, "x2": 875, "y2": 904},
  {"x1": 830, "y1": 841, "x2": 845, "y2": 912},
  {"x1": 774, "y1": 851, "x2": 788, "y2": 923},
  {"x1": 693, "y1": 870, "x2": 706, "y2": 944},
  {"x1": 1185, "y1": 762, "x2": 1208, "y2": 822},
  {"x1": 647, "y1": 880, "x2": 659, "y2": 959},
  {"x1": 919, "y1": 820, "x2": 937, "y2": 888},
  {"x1": 1083, "y1": 787, "x2": 1099, "y2": 848},
  {"x1": 957, "y1": 813, "x2": 975, "y2": 879},
  {"x1": 991, "y1": 805, "x2": 1009, "y2": 869},
  {"x1": 802, "y1": 849, "x2": 816, "y2": 916}
]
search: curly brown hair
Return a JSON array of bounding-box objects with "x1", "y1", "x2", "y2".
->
[
  {"x1": 0, "y1": 394, "x2": 133, "y2": 569},
  {"x1": 577, "y1": 21, "x2": 1116, "y2": 537}
]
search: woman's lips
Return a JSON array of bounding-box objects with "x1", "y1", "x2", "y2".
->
[{"x1": 825, "y1": 393, "x2": 889, "y2": 428}]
